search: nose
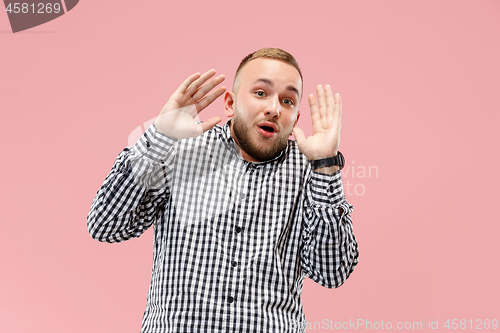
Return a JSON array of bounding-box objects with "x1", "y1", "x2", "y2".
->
[{"x1": 264, "y1": 97, "x2": 281, "y2": 119}]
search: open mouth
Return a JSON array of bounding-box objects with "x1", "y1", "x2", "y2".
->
[
  {"x1": 257, "y1": 122, "x2": 278, "y2": 138},
  {"x1": 259, "y1": 126, "x2": 275, "y2": 133}
]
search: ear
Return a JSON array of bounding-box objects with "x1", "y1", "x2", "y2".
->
[
  {"x1": 224, "y1": 91, "x2": 235, "y2": 117},
  {"x1": 294, "y1": 111, "x2": 301, "y2": 127}
]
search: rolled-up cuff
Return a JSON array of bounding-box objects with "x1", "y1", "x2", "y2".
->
[
  {"x1": 130, "y1": 122, "x2": 178, "y2": 163},
  {"x1": 309, "y1": 170, "x2": 346, "y2": 206}
]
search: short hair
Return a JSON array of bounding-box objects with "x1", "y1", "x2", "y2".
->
[{"x1": 233, "y1": 48, "x2": 303, "y2": 94}]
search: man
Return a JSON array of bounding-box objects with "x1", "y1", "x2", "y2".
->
[{"x1": 88, "y1": 48, "x2": 358, "y2": 332}]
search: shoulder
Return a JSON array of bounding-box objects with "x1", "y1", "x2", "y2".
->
[
  {"x1": 287, "y1": 139, "x2": 307, "y2": 160},
  {"x1": 283, "y1": 139, "x2": 310, "y2": 169},
  {"x1": 172, "y1": 124, "x2": 226, "y2": 155}
]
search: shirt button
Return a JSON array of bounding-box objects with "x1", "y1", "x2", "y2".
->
[
  {"x1": 231, "y1": 261, "x2": 238, "y2": 267},
  {"x1": 235, "y1": 226, "x2": 242, "y2": 233},
  {"x1": 240, "y1": 193, "x2": 246, "y2": 200},
  {"x1": 227, "y1": 296, "x2": 234, "y2": 303}
]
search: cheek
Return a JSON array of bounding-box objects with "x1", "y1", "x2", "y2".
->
[
  {"x1": 239, "y1": 98, "x2": 262, "y2": 118},
  {"x1": 282, "y1": 114, "x2": 298, "y2": 128},
  {"x1": 246, "y1": 98, "x2": 264, "y2": 110}
]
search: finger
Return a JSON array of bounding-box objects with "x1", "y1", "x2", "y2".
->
[
  {"x1": 186, "y1": 69, "x2": 217, "y2": 96},
  {"x1": 292, "y1": 127, "x2": 306, "y2": 144},
  {"x1": 176, "y1": 73, "x2": 201, "y2": 94},
  {"x1": 325, "y1": 85, "x2": 334, "y2": 115},
  {"x1": 334, "y1": 92, "x2": 342, "y2": 122},
  {"x1": 192, "y1": 74, "x2": 225, "y2": 102},
  {"x1": 316, "y1": 85, "x2": 327, "y2": 118},
  {"x1": 196, "y1": 86, "x2": 227, "y2": 112},
  {"x1": 199, "y1": 116, "x2": 222, "y2": 133},
  {"x1": 308, "y1": 94, "x2": 321, "y2": 126},
  {"x1": 330, "y1": 92, "x2": 342, "y2": 137}
]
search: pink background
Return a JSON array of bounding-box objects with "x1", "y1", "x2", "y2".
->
[{"x1": 1, "y1": 1, "x2": 499, "y2": 332}]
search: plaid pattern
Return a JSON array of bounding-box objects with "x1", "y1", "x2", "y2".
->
[{"x1": 88, "y1": 120, "x2": 359, "y2": 333}]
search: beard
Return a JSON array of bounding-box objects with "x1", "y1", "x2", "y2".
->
[{"x1": 231, "y1": 110, "x2": 292, "y2": 162}]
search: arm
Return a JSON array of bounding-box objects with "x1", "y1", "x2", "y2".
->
[
  {"x1": 87, "y1": 125, "x2": 176, "y2": 243},
  {"x1": 294, "y1": 85, "x2": 359, "y2": 287},
  {"x1": 87, "y1": 70, "x2": 226, "y2": 242},
  {"x1": 300, "y1": 170, "x2": 359, "y2": 288}
]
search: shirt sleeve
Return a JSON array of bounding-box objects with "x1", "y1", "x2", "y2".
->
[
  {"x1": 87, "y1": 123, "x2": 177, "y2": 243},
  {"x1": 300, "y1": 169, "x2": 359, "y2": 288}
]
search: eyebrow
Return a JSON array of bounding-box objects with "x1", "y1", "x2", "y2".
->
[{"x1": 253, "y1": 78, "x2": 300, "y2": 98}]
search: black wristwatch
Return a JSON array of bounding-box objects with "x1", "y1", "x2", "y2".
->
[{"x1": 310, "y1": 151, "x2": 345, "y2": 170}]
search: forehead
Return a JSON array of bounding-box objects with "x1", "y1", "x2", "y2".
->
[{"x1": 237, "y1": 58, "x2": 302, "y2": 94}]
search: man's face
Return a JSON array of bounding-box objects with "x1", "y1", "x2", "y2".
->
[{"x1": 225, "y1": 58, "x2": 302, "y2": 162}]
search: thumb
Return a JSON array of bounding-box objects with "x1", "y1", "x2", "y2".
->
[
  {"x1": 292, "y1": 127, "x2": 306, "y2": 144},
  {"x1": 200, "y1": 116, "x2": 222, "y2": 133}
]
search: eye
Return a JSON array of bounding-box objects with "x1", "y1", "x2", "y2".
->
[
  {"x1": 255, "y1": 91, "x2": 266, "y2": 97},
  {"x1": 282, "y1": 98, "x2": 294, "y2": 106}
]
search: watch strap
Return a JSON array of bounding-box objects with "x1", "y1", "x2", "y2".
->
[{"x1": 310, "y1": 151, "x2": 344, "y2": 170}]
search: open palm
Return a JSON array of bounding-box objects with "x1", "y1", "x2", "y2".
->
[
  {"x1": 293, "y1": 84, "x2": 342, "y2": 161},
  {"x1": 155, "y1": 69, "x2": 226, "y2": 139}
]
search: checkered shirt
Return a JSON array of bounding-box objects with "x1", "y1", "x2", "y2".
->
[{"x1": 87, "y1": 120, "x2": 359, "y2": 333}]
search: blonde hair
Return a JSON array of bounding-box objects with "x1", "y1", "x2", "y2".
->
[{"x1": 233, "y1": 48, "x2": 303, "y2": 93}]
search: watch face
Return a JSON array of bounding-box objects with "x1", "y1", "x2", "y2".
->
[{"x1": 338, "y1": 151, "x2": 345, "y2": 169}]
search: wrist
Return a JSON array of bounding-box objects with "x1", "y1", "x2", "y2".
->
[
  {"x1": 309, "y1": 151, "x2": 345, "y2": 171},
  {"x1": 313, "y1": 165, "x2": 340, "y2": 175}
]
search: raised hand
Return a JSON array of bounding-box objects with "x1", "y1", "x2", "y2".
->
[
  {"x1": 155, "y1": 69, "x2": 226, "y2": 139},
  {"x1": 292, "y1": 84, "x2": 342, "y2": 171}
]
